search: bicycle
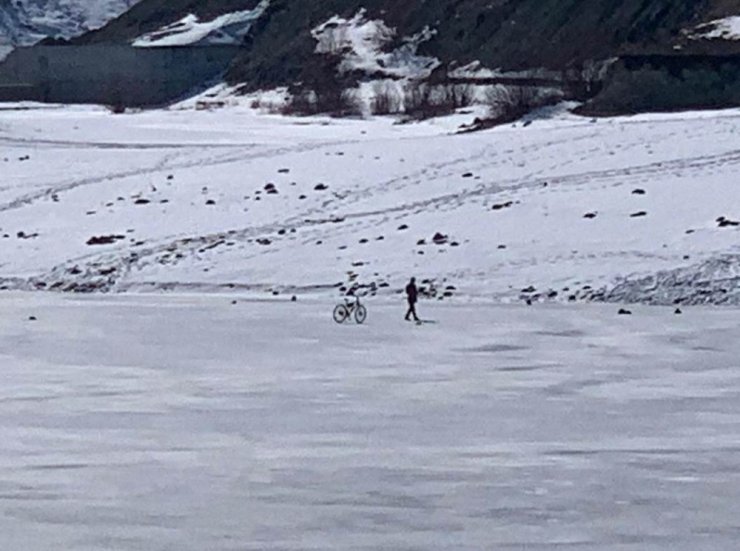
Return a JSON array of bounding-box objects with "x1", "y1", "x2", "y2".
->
[{"x1": 333, "y1": 296, "x2": 367, "y2": 324}]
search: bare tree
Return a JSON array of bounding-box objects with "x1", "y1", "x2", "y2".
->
[{"x1": 371, "y1": 82, "x2": 402, "y2": 115}]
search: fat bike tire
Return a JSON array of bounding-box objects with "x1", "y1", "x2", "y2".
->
[{"x1": 333, "y1": 304, "x2": 349, "y2": 324}]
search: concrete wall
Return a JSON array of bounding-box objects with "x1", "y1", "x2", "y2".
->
[{"x1": 0, "y1": 45, "x2": 240, "y2": 106}]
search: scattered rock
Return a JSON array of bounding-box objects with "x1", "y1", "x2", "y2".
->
[
  {"x1": 134, "y1": 198, "x2": 151, "y2": 205},
  {"x1": 432, "y1": 232, "x2": 448, "y2": 245},
  {"x1": 717, "y1": 216, "x2": 739, "y2": 227},
  {"x1": 674, "y1": 308, "x2": 682, "y2": 315},
  {"x1": 462, "y1": 172, "x2": 474, "y2": 178},
  {"x1": 314, "y1": 183, "x2": 329, "y2": 191},
  {"x1": 278, "y1": 168, "x2": 290, "y2": 174},
  {"x1": 206, "y1": 199, "x2": 216, "y2": 206},
  {"x1": 397, "y1": 224, "x2": 409, "y2": 231},
  {"x1": 28, "y1": 316, "x2": 37, "y2": 321},
  {"x1": 618, "y1": 308, "x2": 632, "y2": 315},
  {"x1": 491, "y1": 201, "x2": 513, "y2": 211},
  {"x1": 583, "y1": 212, "x2": 597, "y2": 219},
  {"x1": 630, "y1": 211, "x2": 647, "y2": 218},
  {"x1": 632, "y1": 188, "x2": 646, "y2": 195}
]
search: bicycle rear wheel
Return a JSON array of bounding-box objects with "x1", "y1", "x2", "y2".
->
[
  {"x1": 333, "y1": 304, "x2": 349, "y2": 324},
  {"x1": 354, "y1": 304, "x2": 367, "y2": 324}
]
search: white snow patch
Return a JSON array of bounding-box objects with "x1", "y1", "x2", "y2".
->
[
  {"x1": 312, "y1": 10, "x2": 440, "y2": 79},
  {"x1": 133, "y1": 0, "x2": 270, "y2": 47},
  {"x1": 690, "y1": 16, "x2": 740, "y2": 41}
]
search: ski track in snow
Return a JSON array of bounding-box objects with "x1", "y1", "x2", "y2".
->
[{"x1": 0, "y1": 105, "x2": 739, "y2": 303}]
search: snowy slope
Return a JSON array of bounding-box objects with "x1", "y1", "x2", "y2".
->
[
  {"x1": 132, "y1": 0, "x2": 269, "y2": 47},
  {"x1": 0, "y1": 103, "x2": 738, "y2": 304},
  {"x1": 0, "y1": 0, "x2": 140, "y2": 49}
]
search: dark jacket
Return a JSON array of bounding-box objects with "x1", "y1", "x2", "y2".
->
[{"x1": 406, "y1": 282, "x2": 418, "y2": 303}]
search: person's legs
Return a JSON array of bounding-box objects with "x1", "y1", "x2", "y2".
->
[
  {"x1": 410, "y1": 302, "x2": 420, "y2": 322},
  {"x1": 405, "y1": 301, "x2": 416, "y2": 321}
]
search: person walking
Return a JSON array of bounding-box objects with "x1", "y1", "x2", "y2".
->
[{"x1": 405, "y1": 277, "x2": 420, "y2": 322}]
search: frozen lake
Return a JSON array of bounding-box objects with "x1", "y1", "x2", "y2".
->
[{"x1": 0, "y1": 294, "x2": 738, "y2": 550}]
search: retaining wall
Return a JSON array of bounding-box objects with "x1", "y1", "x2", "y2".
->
[{"x1": 0, "y1": 45, "x2": 240, "y2": 106}]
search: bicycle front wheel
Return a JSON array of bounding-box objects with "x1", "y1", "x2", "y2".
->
[
  {"x1": 354, "y1": 304, "x2": 367, "y2": 324},
  {"x1": 333, "y1": 304, "x2": 349, "y2": 324}
]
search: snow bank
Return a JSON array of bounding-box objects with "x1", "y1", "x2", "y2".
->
[
  {"x1": 312, "y1": 10, "x2": 439, "y2": 79},
  {"x1": 589, "y1": 255, "x2": 740, "y2": 306},
  {"x1": 133, "y1": 0, "x2": 270, "y2": 47}
]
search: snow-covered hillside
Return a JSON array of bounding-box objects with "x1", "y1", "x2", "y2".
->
[
  {"x1": 0, "y1": 0, "x2": 140, "y2": 51},
  {"x1": 0, "y1": 103, "x2": 738, "y2": 305},
  {"x1": 133, "y1": 1, "x2": 269, "y2": 47}
]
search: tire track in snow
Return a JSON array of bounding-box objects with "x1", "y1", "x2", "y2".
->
[
  {"x1": 0, "y1": 138, "x2": 360, "y2": 214},
  {"x1": 31, "y1": 146, "x2": 740, "y2": 292}
]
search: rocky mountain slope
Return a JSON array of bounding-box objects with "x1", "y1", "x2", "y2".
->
[
  {"x1": 0, "y1": 0, "x2": 140, "y2": 52},
  {"x1": 59, "y1": 0, "x2": 739, "y2": 114},
  {"x1": 3, "y1": 0, "x2": 738, "y2": 113},
  {"x1": 74, "y1": 0, "x2": 739, "y2": 84}
]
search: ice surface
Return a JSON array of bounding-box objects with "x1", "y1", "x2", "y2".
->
[{"x1": 0, "y1": 294, "x2": 738, "y2": 549}]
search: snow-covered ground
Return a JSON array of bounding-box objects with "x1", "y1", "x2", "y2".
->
[
  {"x1": 0, "y1": 293, "x2": 739, "y2": 550},
  {"x1": 0, "y1": 103, "x2": 738, "y2": 304}
]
